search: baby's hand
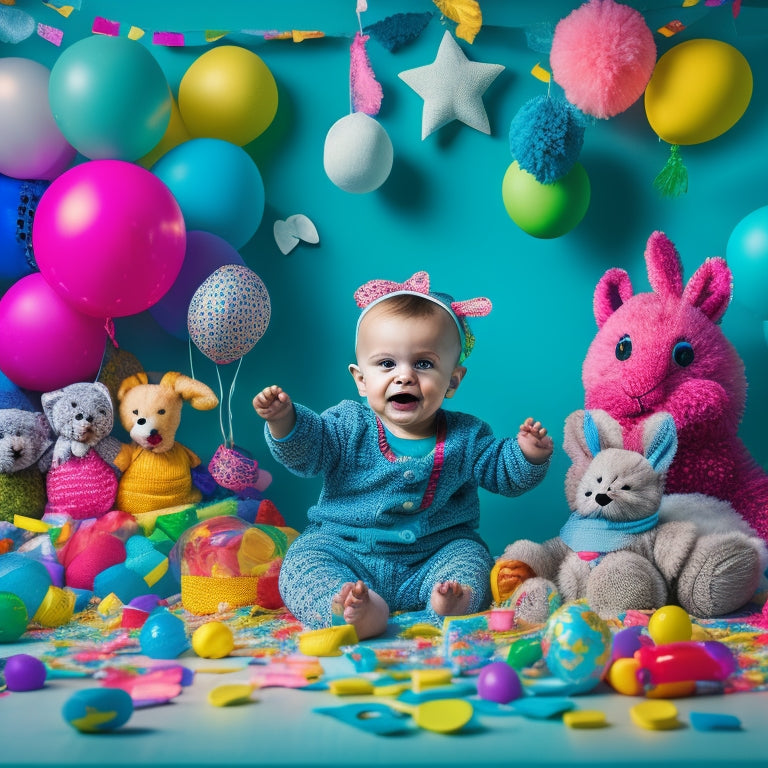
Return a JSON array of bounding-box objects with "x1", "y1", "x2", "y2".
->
[
  {"x1": 253, "y1": 385, "x2": 296, "y2": 438},
  {"x1": 517, "y1": 417, "x2": 554, "y2": 465}
]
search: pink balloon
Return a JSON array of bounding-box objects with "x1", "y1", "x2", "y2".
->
[
  {"x1": 0, "y1": 273, "x2": 107, "y2": 392},
  {"x1": 32, "y1": 160, "x2": 186, "y2": 318}
]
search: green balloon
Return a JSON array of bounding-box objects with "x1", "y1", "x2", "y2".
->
[
  {"x1": 502, "y1": 160, "x2": 590, "y2": 239},
  {"x1": 0, "y1": 591, "x2": 28, "y2": 643},
  {"x1": 49, "y1": 35, "x2": 171, "y2": 161}
]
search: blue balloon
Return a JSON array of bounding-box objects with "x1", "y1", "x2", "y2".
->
[
  {"x1": 151, "y1": 138, "x2": 264, "y2": 250},
  {"x1": 726, "y1": 205, "x2": 768, "y2": 319},
  {"x1": 139, "y1": 607, "x2": 189, "y2": 659},
  {"x1": 0, "y1": 174, "x2": 48, "y2": 282}
]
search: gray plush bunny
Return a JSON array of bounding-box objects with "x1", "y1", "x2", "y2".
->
[{"x1": 498, "y1": 409, "x2": 767, "y2": 623}]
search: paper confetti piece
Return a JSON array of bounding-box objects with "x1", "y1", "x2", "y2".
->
[
  {"x1": 204, "y1": 30, "x2": 229, "y2": 42},
  {"x1": 43, "y1": 3, "x2": 74, "y2": 17},
  {"x1": 657, "y1": 20, "x2": 685, "y2": 36},
  {"x1": 92, "y1": 16, "x2": 119, "y2": 35},
  {"x1": 531, "y1": 62, "x2": 551, "y2": 82},
  {"x1": 45, "y1": 0, "x2": 82, "y2": 9},
  {"x1": 128, "y1": 26, "x2": 145, "y2": 40},
  {"x1": 682, "y1": 0, "x2": 700, "y2": 5},
  {"x1": 37, "y1": 22, "x2": 63, "y2": 44},
  {"x1": 153, "y1": 30, "x2": 185, "y2": 46}
]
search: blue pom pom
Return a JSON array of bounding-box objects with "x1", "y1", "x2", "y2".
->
[{"x1": 509, "y1": 96, "x2": 585, "y2": 184}]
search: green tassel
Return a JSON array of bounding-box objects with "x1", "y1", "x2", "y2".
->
[{"x1": 653, "y1": 144, "x2": 688, "y2": 198}]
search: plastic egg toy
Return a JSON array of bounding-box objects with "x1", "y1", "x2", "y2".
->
[
  {"x1": 0, "y1": 552, "x2": 51, "y2": 617},
  {"x1": 2, "y1": 653, "x2": 47, "y2": 691},
  {"x1": 648, "y1": 605, "x2": 692, "y2": 645},
  {"x1": 542, "y1": 601, "x2": 612, "y2": 693},
  {"x1": 192, "y1": 621, "x2": 235, "y2": 659},
  {"x1": 0, "y1": 591, "x2": 28, "y2": 642},
  {"x1": 139, "y1": 607, "x2": 189, "y2": 659},
  {"x1": 477, "y1": 661, "x2": 522, "y2": 704},
  {"x1": 63, "y1": 688, "x2": 134, "y2": 732}
]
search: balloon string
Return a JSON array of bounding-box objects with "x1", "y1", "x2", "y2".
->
[
  {"x1": 188, "y1": 337, "x2": 197, "y2": 381},
  {"x1": 227, "y1": 358, "x2": 243, "y2": 448},
  {"x1": 215, "y1": 364, "x2": 227, "y2": 446}
]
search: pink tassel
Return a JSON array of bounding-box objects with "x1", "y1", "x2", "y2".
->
[{"x1": 350, "y1": 31, "x2": 382, "y2": 116}]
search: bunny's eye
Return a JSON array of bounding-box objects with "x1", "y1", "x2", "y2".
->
[
  {"x1": 615, "y1": 335, "x2": 632, "y2": 361},
  {"x1": 672, "y1": 341, "x2": 694, "y2": 367},
  {"x1": 621, "y1": 484, "x2": 631, "y2": 490}
]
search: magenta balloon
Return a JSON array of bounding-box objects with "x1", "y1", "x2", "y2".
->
[
  {"x1": 149, "y1": 230, "x2": 245, "y2": 340},
  {"x1": 0, "y1": 273, "x2": 107, "y2": 392},
  {"x1": 32, "y1": 160, "x2": 186, "y2": 318}
]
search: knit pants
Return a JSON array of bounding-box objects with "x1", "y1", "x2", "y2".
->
[{"x1": 278, "y1": 530, "x2": 494, "y2": 628}]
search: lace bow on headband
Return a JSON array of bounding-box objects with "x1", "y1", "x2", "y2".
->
[{"x1": 353, "y1": 271, "x2": 492, "y2": 361}]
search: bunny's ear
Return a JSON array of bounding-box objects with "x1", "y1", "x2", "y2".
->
[
  {"x1": 645, "y1": 231, "x2": 684, "y2": 299},
  {"x1": 642, "y1": 412, "x2": 678, "y2": 472},
  {"x1": 563, "y1": 409, "x2": 623, "y2": 461},
  {"x1": 593, "y1": 268, "x2": 633, "y2": 328},
  {"x1": 682, "y1": 257, "x2": 732, "y2": 323}
]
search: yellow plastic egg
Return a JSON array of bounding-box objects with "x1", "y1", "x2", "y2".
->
[
  {"x1": 648, "y1": 605, "x2": 692, "y2": 645},
  {"x1": 192, "y1": 621, "x2": 235, "y2": 659}
]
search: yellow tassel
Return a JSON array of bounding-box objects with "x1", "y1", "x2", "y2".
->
[{"x1": 433, "y1": 0, "x2": 482, "y2": 43}]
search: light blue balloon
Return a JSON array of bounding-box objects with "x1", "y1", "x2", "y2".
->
[
  {"x1": 726, "y1": 205, "x2": 768, "y2": 319},
  {"x1": 151, "y1": 138, "x2": 264, "y2": 250},
  {"x1": 49, "y1": 35, "x2": 171, "y2": 161}
]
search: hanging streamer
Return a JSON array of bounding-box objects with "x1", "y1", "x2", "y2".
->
[{"x1": 350, "y1": 31, "x2": 382, "y2": 116}]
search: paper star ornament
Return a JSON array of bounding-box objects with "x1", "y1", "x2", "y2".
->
[{"x1": 398, "y1": 31, "x2": 504, "y2": 139}]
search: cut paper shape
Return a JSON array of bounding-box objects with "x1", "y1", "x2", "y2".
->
[
  {"x1": 433, "y1": 0, "x2": 482, "y2": 44},
  {"x1": 398, "y1": 31, "x2": 503, "y2": 139},
  {"x1": 92, "y1": 16, "x2": 119, "y2": 35},
  {"x1": 273, "y1": 214, "x2": 319, "y2": 255},
  {"x1": 37, "y1": 23, "x2": 63, "y2": 45}
]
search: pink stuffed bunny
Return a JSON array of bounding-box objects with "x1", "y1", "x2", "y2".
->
[{"x1": 582, "y1": 230, "x2": 768, "y2": 543}]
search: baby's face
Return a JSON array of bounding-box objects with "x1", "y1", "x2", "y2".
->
[{"x1": 350, "y1": 303, "x2": 464, "y2": 439}]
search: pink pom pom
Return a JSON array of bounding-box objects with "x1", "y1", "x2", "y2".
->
[{"x1": 550, "y1": 0, "x2": 656, "y2": 119}]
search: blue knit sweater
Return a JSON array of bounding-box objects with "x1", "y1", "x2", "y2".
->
[{"x1": 265, "y1": 400, "x2": 549, "y2": 554}]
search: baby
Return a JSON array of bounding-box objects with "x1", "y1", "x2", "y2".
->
[{"x1": 253, "y1": 271, "x2": 553, "y2": 638}]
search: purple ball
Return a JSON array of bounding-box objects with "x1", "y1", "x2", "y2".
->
[
  {"x1": 477, "y1": 661, "x2": 522, "y2": 704},
  {"x1": 3, "y1": 653, "x2": 47, "y2": 691}
]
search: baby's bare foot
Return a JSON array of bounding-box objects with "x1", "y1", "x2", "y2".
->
[
  {"x1": 332, "y1": 580, "x2": 389, "y2": 640},
  {"x1": 431, "y1": 581, "x2": 472, "y2": 617}
]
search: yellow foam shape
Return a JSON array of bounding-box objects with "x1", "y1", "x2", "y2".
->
[
  {"x1": 390, "y1": 698, "x2": 474, "y2": 734},
  {"x1": 13, "y1": 515, "x2": 49, "y2": 533},
  {"x1": 328, "y1": 677, "x2": 374, "y2": 696},
  {"x1": 373, "y1": 681, "x2": 411, "y2": 697},
  {"x1": 97, "y1": 593, "x2": 123, "y2": 616},
  {"x1": 207, "y1": 683, "x2": 254, "y2": 707},
  {"x1": 411, "y1": 668, "x2": 453, "y2": 692},
  {"x1": 563, "y1": 710, "x2": 608, "y2": 729},
  {"x1": 143, "y1": 558, "x2": 168, "y2": 587},
  {"x1": 630, "y1": 700, "x2": 682, "y2": 730},
  {"x1": 399, "y1": 623, "x2": 442, "y2": 639},
  {"x1": 298, "y1": 624, "x2": 358, "y2": 657}
]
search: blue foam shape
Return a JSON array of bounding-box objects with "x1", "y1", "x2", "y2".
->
[{"x1": 690, "y1": 711, "x2": 742, "y2": 731}]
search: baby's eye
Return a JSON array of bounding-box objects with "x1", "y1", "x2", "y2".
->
[
  {"x1": 615, "y1": 334, "x2": 632, "y2": 361},
  {"x1": 414, "y1": 360, "x2": 434, "y2": 370},
  {"x1": 672, "y1": 341, "x2": 694, "y2": 367},
  {"x1": 379, "y1": 359, "x2": 395, "y2": 370}
]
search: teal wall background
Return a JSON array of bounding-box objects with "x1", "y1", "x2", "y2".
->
[{"x1": 2, "y1": 1, "x2": 767, "y2": 556}]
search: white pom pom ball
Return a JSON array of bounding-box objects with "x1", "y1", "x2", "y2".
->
[{"x1": 323, "y1": 112, "x2": 393, "y2": 194}]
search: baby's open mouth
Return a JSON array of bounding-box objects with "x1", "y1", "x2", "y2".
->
[{"x1": 389, "y1": 393, "x2": 419, "y2": 405}]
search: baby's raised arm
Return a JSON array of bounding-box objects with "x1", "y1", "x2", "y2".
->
[
  {"x1": 253, "y1": 385, "x2": 296, "y2": 439},
  {"x1": 517, "y1": 417, "x2": 554, "y2": 465}
]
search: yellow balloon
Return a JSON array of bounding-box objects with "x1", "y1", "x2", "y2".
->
[
  {"x1": 178, "y1": 45, "x2": 278, "y2": 146},
  {"x1": 137, "y1": 92, "x2": 190, "y2": 168},
  {"x1": 645, "y1": 38, "x2": 752, "y2": 145}
]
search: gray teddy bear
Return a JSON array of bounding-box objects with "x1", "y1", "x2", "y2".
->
[
  {"x1": 498, "y1": 409, "x2": 767, "y2": 623},
  {"x1": 0, "y1": 388, "x2": 53, "y2": 524},
  {"x1": 41, "y1": 381, "x2": 122, "y2": 520}
]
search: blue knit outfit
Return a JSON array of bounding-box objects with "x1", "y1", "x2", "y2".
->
[{"x1": 267, "y1": 399, "x2": 549, "y2": 628}]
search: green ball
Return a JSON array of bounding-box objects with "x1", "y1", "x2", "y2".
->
[
  {"x1": 501, "y1": 160, "x2": 590, "y2": 239},
  {"x1": 0, "y1": 591, "x2": 29, "y2": 643}
]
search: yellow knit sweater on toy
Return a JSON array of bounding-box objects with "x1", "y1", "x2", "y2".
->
[{"x1": 115, "y1": 442, "x2": 202, "y2": 516}]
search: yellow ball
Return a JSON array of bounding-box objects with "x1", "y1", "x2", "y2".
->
[
  {"x1": 644, "y1": 38, "x2": 752, "y2": 146},
  {"x1": 648, "y1": 605, "x2": 692, "y2": 645},
  {"x1": 178, "y1": 45, "x2": 278, "y2": 146},
  {"x1": 191, "y1": 621, "x2": 235, "y2": 659}
]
